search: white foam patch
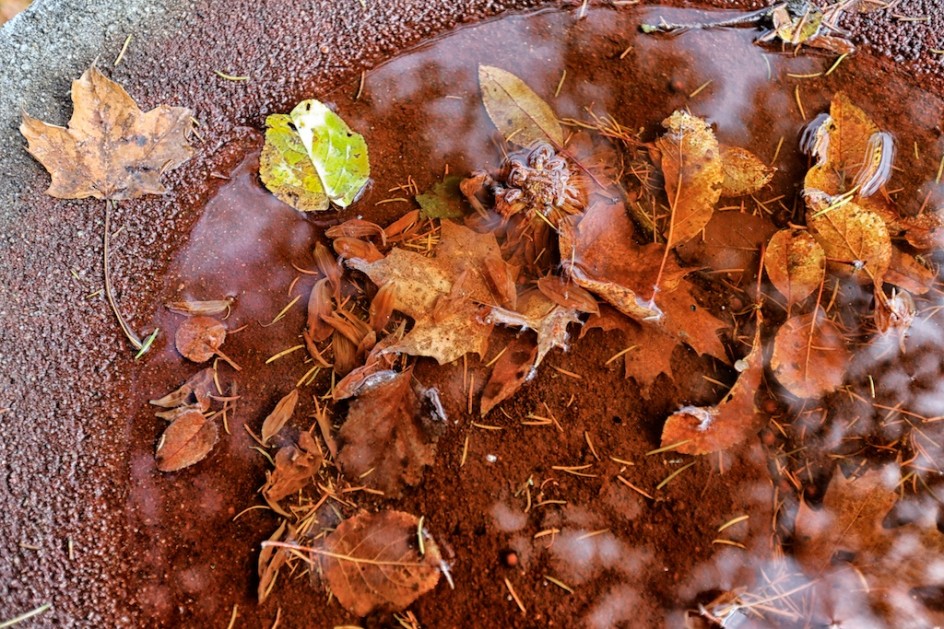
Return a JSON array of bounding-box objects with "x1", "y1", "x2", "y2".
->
[
  {"x1": 490, "y1": 501, "x2": 527, "y2": 532},
  {"x1": 549, "y1": 529, "x2": 648, "y2": 584},
  {"x1": 584, "y1": 584, "x2": 645, "y2": 629}
]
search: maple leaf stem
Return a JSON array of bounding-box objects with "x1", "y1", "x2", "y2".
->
[{"x1": 104, "y1": 199, "x2": 145, "y2": 352}]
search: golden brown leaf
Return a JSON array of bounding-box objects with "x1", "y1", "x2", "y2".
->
[
  {"x1": 322, "y1": 510, "x2": 442, "y2": 616},
  {"x1": 480, "y1": 337, "x2": 539, "y2": 416},
  {"x1": 314, "y1": 242, "x2": 342, "y2": 300},
  {"x1": 258, "y1": 521, "x2": 290, "y2": 603},
  {"x1": 719, "y1": 146, "x2": 774, "y2": 198},
  {"x1": 20, "y1": 66, "x2": 193, "y2": 200},
  {"x1": 654, "y1": 110, "x2": 723, "y2": 247},
  {"x1": 326, "y1": 218, "x2": 386, "y2": 243},
  {"x1": 336, "y1": 371, "x2": 443, "y2": 497},
  {"x1": 260, "y1": 388, "x2": 299, "y2": 445},
  {"x1": 306, "y1": 278, "x2": 334, "y2": 342},
  {"x1": 478, "y1": 65, "x2": 564, "y2": 148},
  {"x1": 175, "y1": 316, "x2": 226, "y2": 364},
  {"x1": 333, "y1": 332, "x2": 400, "y2": 401},
  {"x1": 675, "y1": 211, "x2": 777, "y2": 280},
  {"x1": 661, "y1": 322, "x2": 764, "y2": 455},
  {"x1": 763, "y1": 229, "x2": 825, "y2": 306},
  {"x1": 369, "y1": 283, "x2": 396, "y2": 333},
  {"x1": 806, "y1": 192, "x2": 891, "y2": 286},
  {"x1": 332, "y1": 236, "x2": 384, "y2": 263},
  {"x1": 348, "y1": 221, "x2": 512, "y2": 364},
  {"x1": 886, "y1": 247, "x2": 935, "y2": 295},
  {"x1": 155, "y1": 409, "x2": 219, "y2": 472},
  {"x1": 262, "y1": 432, "x2": 323, "y2": 502},
  {"x1": 771, "y1": 308, "x2": 850, "y2": 399},
  {"x1": 658, "y1": 282, "x2": 729, "y2": 364}
]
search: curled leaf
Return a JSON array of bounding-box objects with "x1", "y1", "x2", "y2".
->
[
  {"x1": 149, "y1": 368, "x2": 215, "y2": 411},
  {"x1": 306, "y1": 278, "x2": 334, "y2": 342},
  {"x1": 290, "y1": 99, "x2": 369, "y2": 208},
  {"x1": 261, "y1": 388, "x2": 299, "y2": 445},
  {"x1": 478, "y1": 65, "x2": 564, "y2": 147},
  {"x1": 322, "y1": 510, "x2": 443, "y2": 616},
  {"x1": 771, "y1": 308, "x2": 850, "y2": 399},
  {"x1": 259, "y1": 113, "x2": 329, "y2": 212},
  {"x1": 763, "y1": 229, "x2": 825, "y2": 305},
  {"x1": 488, "y1": 291, "x2": 580, "y2": 368},
  {"x1": 165, "y1": 298, "x2": 233, "y2": 317},
  {"x1": 155, "y1": 410, "x2": 219, "y2": 472}
]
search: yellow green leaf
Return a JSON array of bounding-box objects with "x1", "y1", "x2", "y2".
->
[{"x1": 259, "y1": 114, "x2": 329, "y2": 212}]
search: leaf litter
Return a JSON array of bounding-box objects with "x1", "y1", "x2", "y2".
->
[{"x1": 74, "y1": 40, "x2": 944, "y2": 624}]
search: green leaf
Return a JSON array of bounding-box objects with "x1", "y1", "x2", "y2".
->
[
  {"x1": 259, "y1": 114, "x2": 329, "y2": 212},
  {"x1": 478, "y1": 65, "x2": 564, "y2": 148},
  {"x1": 290, "y1": 99, "x2": 370, "y2": 208},
  {"x1": 415, "y1": 176, "x2": 465, "y2": 219}
]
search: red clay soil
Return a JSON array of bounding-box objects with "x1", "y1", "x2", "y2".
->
[{"x1": 2, "y1": 1, "x2": 944, "y2": 628}]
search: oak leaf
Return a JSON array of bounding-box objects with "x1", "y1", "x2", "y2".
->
[
  {"x1": 155, "y1": 409, "x2": 219, "y2": 472},
  {"x1": 478, "y1": 65, "x2": 564, "y2": 148},
  {"x1": 336, "y1": 370, "x2": 444, "y2": 497},
  {"x1": 348, "y1": 221, "x2": 514, "y2": 364},
  {"x1": 794, "y1": 467, "x2": 944, "y2": 622},
  {"x1": 21, "y1": 66, "x2": 193, "y2": 200},
  {"x1": 661, "y1": 322, "x2": 764, "y2": 455},
  {"x1": 654, "y1": 110, "x2": 723, "y2": 248},
  {"x1": 771, "y1": 308, "x2": 850, "y2": 399},
  {"x1": 321, "y1": 510, "x2": 443, "y2": 617}
]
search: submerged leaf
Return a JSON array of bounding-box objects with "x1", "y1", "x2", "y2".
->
[
  {"x1": 262, "y1": 432, "x2": 323, "y2": 502},
  {"x1": 661, "y1": 322, "x2": 764, "y2": 455},
  {"x1": 480, "y1": 337, "x2": 539, "y2": 416},
  {"x1": 763, "y1": 229, "x2": 825, "y2": 306},
  {"x1": 322, "y1": 510, "x2": 442, "y2": 616},
  {"x1": 20, "y1": 66, "x2": 193, "y2": 200},
  {"x1": 259, "y1": 114, "x2": 329, "y2": 212},
  {"x1": 771, "y1": 308, "x2": 850, "y2": 399},
  {"x1": 149, "y1": 368, "x2": 215, "y2": 411},
  {"x1": 290, "y1": 99, "x2": 369, "y2": 208},
  {"x1": 261, "y1": 388, "x2": 299, "y2": 445},
  {"x1": 654, "y1": 110, "x2": 723, "y2": 247},
  {"x1": 175, "y1": 316, "x2": 226, "y2": 363},
  {"x1": 155, "y1": 410, "x2": 219, "y2": 472},
  {"x1": 488, "y1": 290, "x2": 580, "y2": 368},
  {"x1": 806, "y1": 192, "x2": 891, "y2": 286},
  {"x1": 478, "y1": 65, "x2": 564, "y2": 147},
  {"x1": 416, "y1": 175, "x2": 466, "y2": 219},
  {"x1": 165, "y1": 298, "x2": 233, "y2": 317},
  {"x1": 336, "y1": 371, "x2": 443, "y2": 497},
  {"x1": 719, "y1": 146, "x2": 774, "y2": 197}
]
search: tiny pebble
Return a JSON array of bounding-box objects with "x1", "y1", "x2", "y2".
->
[{"x1": 485, "y1": 454, "x2": 497, "y2": 463}]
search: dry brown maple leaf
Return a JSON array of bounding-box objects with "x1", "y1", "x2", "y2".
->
[
  {"x1": 155, "y1": 409, "x2": 219, "y2": 472},
  {"x1": 336, "y1": 370, "x2": 444, "y2": 497},
  {"x1": 321, "y1": 510, "x2": 443, "y2": 617},
  {"x1": 794, "y1": 467, "x2": 944, "y2": 622},
  {"x1": 771, "y1": 307, "x2": 850, "y2": 399},
  {"x1": 661, "y1": 321, "x2": 764, "y2": 455},
  {"x1": 653, "y1": 110, "x2": 723, "y2": 248},
  {"x1": 348, "y1": 221, "x2": 514, "y2": 364},
  {"x1": 21, "y1": 66, "x2": 193, "y2": 200}
]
